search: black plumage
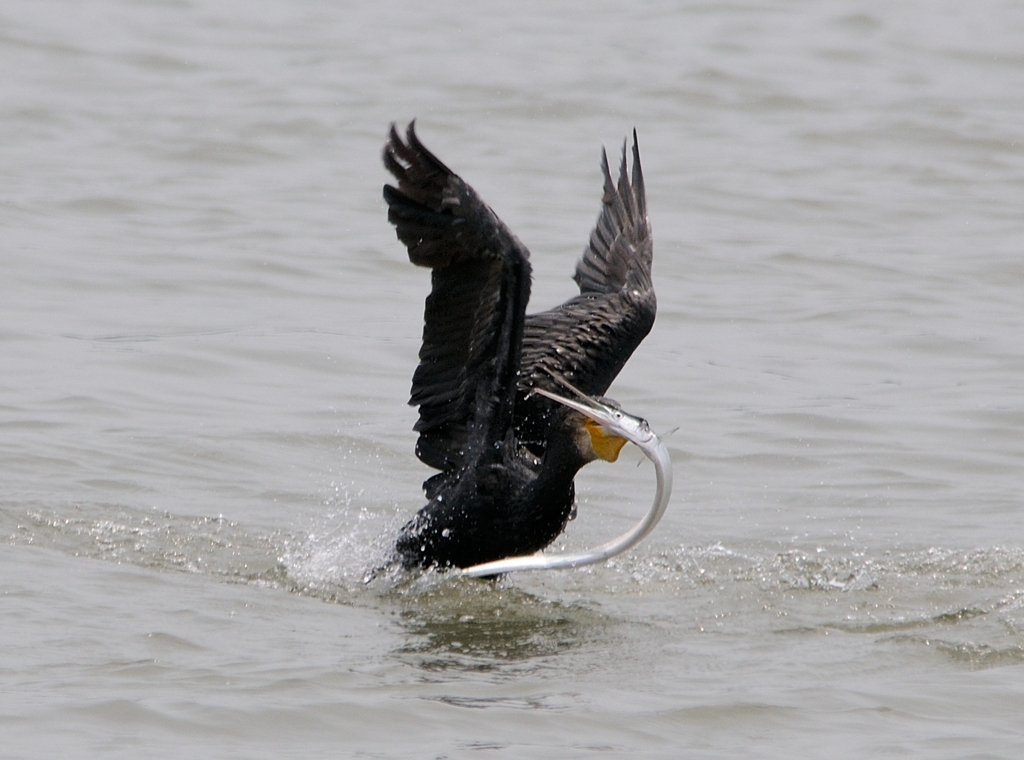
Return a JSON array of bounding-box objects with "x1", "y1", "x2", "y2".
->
[{"x1": 382, "y1": 122, "x2": 655, "y2": 570}]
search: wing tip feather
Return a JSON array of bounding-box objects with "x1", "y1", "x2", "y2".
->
[{"x1": 574, "y1": 128, "x2": 652, "y2": 295}]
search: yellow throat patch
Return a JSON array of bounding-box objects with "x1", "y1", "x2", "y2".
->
[{"x1": 585, "y1": 418, "x2": 628, "y2": 462}]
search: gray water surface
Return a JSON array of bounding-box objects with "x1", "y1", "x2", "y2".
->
[{"x1": 3, "y1": 1, "x2": 1024, "y2": 757}]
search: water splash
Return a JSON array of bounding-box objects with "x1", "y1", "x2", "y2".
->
[
  {"x1": 8, "y1": 495, "x2": 1024, "y2": 671},
  {"x1": 1, "y1": 502, "x2": 286, "y2": 583},
  {"x1": 278, "y1": 479, "x2": 405, "y2": 598}
]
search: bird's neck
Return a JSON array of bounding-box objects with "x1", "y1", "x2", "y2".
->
[{"x1": 533, "y1": 419, "x2": 591, "y2": 491}]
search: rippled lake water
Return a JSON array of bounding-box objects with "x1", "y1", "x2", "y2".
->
[{"x1": 3, "y1": 1, "x2": 1024, "y2": 757}]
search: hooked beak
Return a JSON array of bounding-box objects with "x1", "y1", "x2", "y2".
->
[{"x1": 533, "y1": 387, "x2": 633, "y2": 431}]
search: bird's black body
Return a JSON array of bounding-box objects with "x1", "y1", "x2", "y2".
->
[
  {"x1": 382, "y1": 123, "x2": 655, "y2": 570},
  {"x1": 394, "y1": 425, "x2": 584, "y2": 570}
]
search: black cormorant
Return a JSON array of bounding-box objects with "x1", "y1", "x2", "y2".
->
[{"x1": 382, "y1": 122, "x2": 656, "y2": 570}]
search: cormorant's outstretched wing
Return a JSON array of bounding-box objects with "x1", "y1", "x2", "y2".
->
[
  {"x1": 383, "y1": 122, "x2": 532, "y2": 485},
  {"x1": 515, "y1": 133, "x2": 655, "y2": 451},
  {"x1": 574, "y1": 131, "x2": 653, "y2": 297}
]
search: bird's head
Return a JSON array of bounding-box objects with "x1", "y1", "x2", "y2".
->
[{"x1": 536, "y1": 387, "x2": 655, "y2": 464}]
